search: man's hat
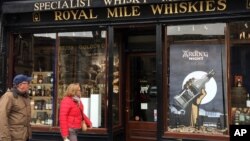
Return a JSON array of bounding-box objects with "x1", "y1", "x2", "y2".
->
[{"x1": 13, "y1": 74, "x2": 32, "y2": 85}]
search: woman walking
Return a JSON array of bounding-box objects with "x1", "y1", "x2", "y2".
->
[{"x1": 59, "y1": 83, "x2": 92, "y2": 141}]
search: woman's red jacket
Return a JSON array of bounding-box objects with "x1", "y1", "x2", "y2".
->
[{"x1": 59, "y1": 96, "x2": 92, "y2": 137}]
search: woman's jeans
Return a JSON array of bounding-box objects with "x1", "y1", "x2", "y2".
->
[{"x1": 68, "y1": 128, "x2": 80, "y2": 141}]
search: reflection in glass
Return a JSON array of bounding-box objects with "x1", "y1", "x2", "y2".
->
[
  {"x1": 58, "y1": 31, "x2": 107, "y2": 128},
  {"x1": 112, "y1": 42, "x2": 120, "y2": 125},
  {"x1": 129, "y1": 55, "x2": 157, "y2": 122},
  {"x1": 13, "y1": 33, "x2": 56, "y2": 126}
]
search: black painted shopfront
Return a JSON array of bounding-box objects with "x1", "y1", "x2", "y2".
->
[{"x1": 1, "y1": 0, "x2": 250, "y2": 141}]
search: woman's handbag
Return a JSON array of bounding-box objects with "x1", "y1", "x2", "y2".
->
[
  {"x1": 81, "y1": 120, "x2": 87, "y2": 132},
  {"x1": 79, "y1": 102, "x2": 92, "y2": 132}
]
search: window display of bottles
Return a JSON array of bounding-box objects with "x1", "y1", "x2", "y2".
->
[
  {"x1": 231, "y1": 75, "x2": 250, "y2": 125},
  {"x1": 32, "y1": 72, "x2": 54, "y2": 84},
  {"x1": 29, "y1": 85, "x2": 52, "y2": 97},
  {"x1": 30, "y1": 71, "x2": 53, "y2": 126},
  {"x1": 232, "y1": 108, "x2": 250, "y2": 125},
  {"x1": 33, "y1": 99, "x2": 53, "y2": 110}
]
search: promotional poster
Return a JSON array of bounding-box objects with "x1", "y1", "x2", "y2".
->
[{"x1": 169, "y1": 44, "x2": 226, "y2": 134}]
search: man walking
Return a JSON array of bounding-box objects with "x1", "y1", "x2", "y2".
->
[{"x1": 0, "y1": 74, "x2": 32, "y2": 141}]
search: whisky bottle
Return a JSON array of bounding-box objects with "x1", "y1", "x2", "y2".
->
[
  {"x1": 50, "y1": 73, "x2": 54, "y2": 84},
  {"x1": 41, "y1": 86, "x2": 45, "y2": 96},
  {"x1": 37, "y1": 85, "x2": 42, "y2": 96},
  {"x1": 239, "y1": 112, "x2": 245, "y2": 125},
  {"x1": 48, "y1": 99, "x2": 52, "y2": 110},
  {"x1": 234, "y1": 110, "x2": 240, "y2": 125},
  {"x1": 33, "y1": 74, "x2": 38, "y2": 84},
  {"x1": 34, "y1": 103, "x2": 38, "y2": 110},
  {"x1": 47, "y1": 114, "x2": 53, "y2": 125},
  {"x1": 45, "y1": 88, "x2": 50, "y2": 96},
  {"x1": 237, "y1": 79, "x2": 242, "y2": 87},
  {"x1": 32, "y1": 86, "x2": 36, "y2": 96},
  {"x1": 37, "y1": 74, "x2": 43, "y2": 84},
  {"x1": 217, "y1": 118, "x2": 222, "y2": 129},
  {"x1": 46, "y1": 99, "x2": 50, "y2": 110},
  {"x1": 174, "y1": 69, "x2": 215, "y2": 109},
  {"x1": 46, "y1": 72, "x2": 53, "y2": 83},
  {"x1": 246, "y1": 93, "x2": 250, "y2": 107},
  {"x1": 28, "y1": 87, "x2": 32, "y2": 96}
]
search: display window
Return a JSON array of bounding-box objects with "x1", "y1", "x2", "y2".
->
[
  {"x1": 57, "y1": 31, "x2": 107, "y2": 128},
  {"x1": 10, "y1": 29, "x2": 121, "y2": 129},
  {"x1": 164, "y1": 23, "x2": 228, "y2": 138},
  {"x1": 229, "y1": 21, "x2": 250, "y2": 125},
  {"x1": 13, "y1": 33, "x2": 56, "y2": 126}
]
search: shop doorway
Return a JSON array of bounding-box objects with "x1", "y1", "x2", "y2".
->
[{"x1": 125, "y1": 53, "x2": 157, "y2": 141}]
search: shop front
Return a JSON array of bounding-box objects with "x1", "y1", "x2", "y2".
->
[{"x1": 1, "y1": 0, "x2": 250, "y2": 141}]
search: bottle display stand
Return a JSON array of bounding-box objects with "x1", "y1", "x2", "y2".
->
[{"x1": 30, "y1": 71, "x2": 53, "y2": 126}]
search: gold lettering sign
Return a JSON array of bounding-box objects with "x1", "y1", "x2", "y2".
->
[
  {"x1": 31, "y1": 0, "x2": 227, "y2": 23},
  {"x1": 54, "y1": 9, "x2": 97, "y2": 21},
  {"x1": 107, "y1": 6, "x2": 140, "y2": 18},
  {"x1": 104, "y1": 0, "x2": 147, "y2": 6},
  {"x1": 151, "y1": 0, "x2": 226, "y2": 15},
  {"x1": 34, "y1": 0, "x2": 91, "y2": 11}
]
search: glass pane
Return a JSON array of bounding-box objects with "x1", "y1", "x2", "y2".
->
[
  {"x1": 13, "y1": 34, "x2": 33, "y2": 75},
  {"x1": 229, "y1": 21, "x2": 250, "y2": 125},
  {"x1": 57, "y1": 30, "x2": 107, "y2": 128},
  {"x1": 113, "y1": 42, "x2": 120, "y2": 125},
  {"x1": 167, "y1": 23, "x2": 228, "y2": 135},
  {"x1": 129, "y1": 55, "x2": 157, "y2": 122},
  {"x1": 13, "y1": 33, "x2": 56, "y2": 126},
  {"x1": 230, "y1": 21, "x2": 250, "y2": 40}
]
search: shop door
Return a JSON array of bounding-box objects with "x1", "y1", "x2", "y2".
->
[{"x1": 125, "y1": 54, "x2": 157, "y2": 141}]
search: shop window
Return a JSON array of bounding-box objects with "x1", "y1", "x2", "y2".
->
[
  {"x1": 229, "y1": 21, "x2": 250, "y2": 125},
  {"x1": 13, "y1": 33, "x2": 56, "y2": 126},
  {"x1": 165, "y1": 23, "x2": 228, "y2": 138},
  {"x1": 57, "y1": 31, "x2": 107, "y2": 128},
  {"x1": 11, "y1": 30, "x2": 114, "y2": 129}
]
